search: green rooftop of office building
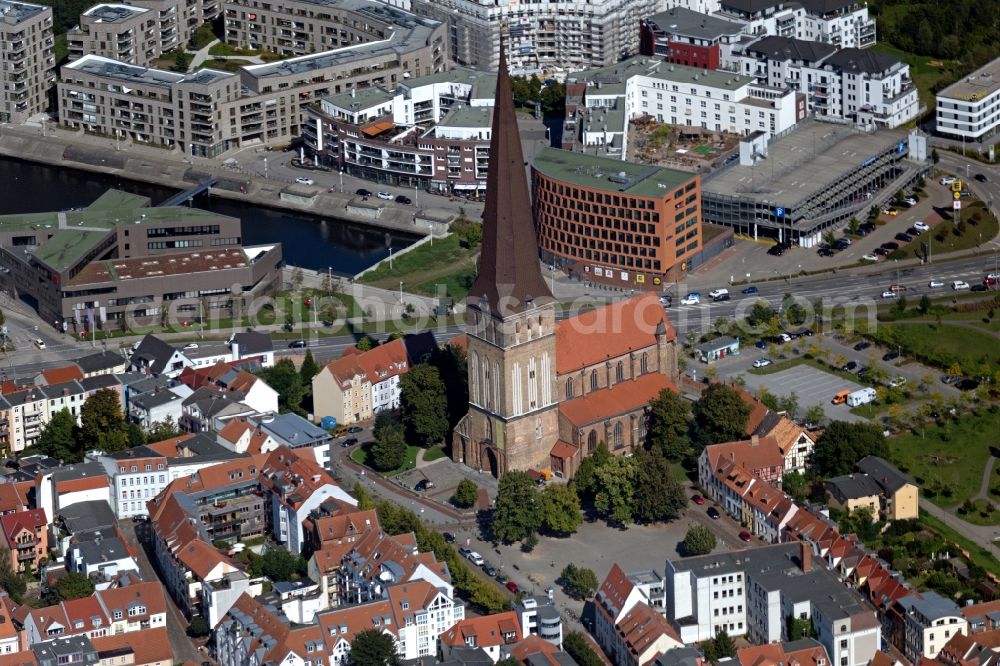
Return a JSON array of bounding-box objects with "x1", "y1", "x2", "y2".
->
[{"x1": 531, "y1": 147, "x2": 695, "y2": 198}]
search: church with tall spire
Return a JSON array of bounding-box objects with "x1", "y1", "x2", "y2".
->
[{"x1": 452, "y1": 41, "x2": 682, "y2": 479}]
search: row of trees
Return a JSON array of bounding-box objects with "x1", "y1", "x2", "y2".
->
[
  {"x1": 647, "y1": 384, "x2": 752, "y2": 462},
  {"x1": 489, "y1": 470, "x2": 582, "y2": 544}
]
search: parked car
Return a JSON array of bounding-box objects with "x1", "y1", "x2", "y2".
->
[
  {"x1": 483, "y1": 564, "x2": 498, "y2": 577},
  {"x1": 907, "y1": 226, "x2": 922, "y2": 236},
  {"x1": 842, "y1": 361, "x2": 858, "y2": 372},
  {"x1": 340, "y1": 437, "x2": 358, "y2": 448},
  {"x1": 895, "y1": 233, "x2": 912, "y2": 243},
  {"x1": 691, "y1": 495, "x2": 706, "y2": 505},
  {"x1": 377, "y1": 191, "x2": 393, "y2": 200},
  {"x1": 395, "y1": 195, "x2": 412, "y2": 204},
  {"x1": 443, "y1": 532, "x2": 456, "y2": 544},
  {"x1": 817, "y1": 247, "x2": 835, "y2": 257},
  {"x1": 768, "y1": 243, "x2": 790, "y2": 256},
  {"x1": 854, "y1": 341, "x2": 871, "y2": 351},
  {"x1": 874, "y1": 248, "x2": 890, "y2": 256},
  {"x1": 183, "y1": 342, "x2": 199, "y2": 350},
  {"x1": 347, "y1": 425, "x2": 364, "y2": 433},
  {"x1": 459, "y1": 546, "x2": 472, "y2": 558},
  {"x1": 752, "y1": 358, "x2": 773, "y2": 368},
  {"x1": 882, "y1": 351, "x2": 900, "y2": 362},
  {"x1": 888, "y1": 376, "x2": 907, "y2": 388},
  {"x1": 506, "y1": 581, "x2": 519, "y2": 594},
  {"x1": 356, "y1": 188, "x2": 372, "y2": 197},
  {"x1": 940, "y1": 176, "x2": 957, "y2": 186},
  {"x1": 707, "y1": 507, "x2": 721, "y2": 519},
  {"x1": 972, "y1": 284, "x2": 989, "y2": 292},
  {"x1": 862, "y1": 254, "x2": 879, "y2": 262},
  {"x1": 741, "y1": 286, "x2": 759, "y2": 294},
  {"x1": 881, "y1": 242, "x2": 900, "y2": 251},
  {"x1": 953, "y1": 280, "x2": 971, "y2": 291},
  {"x1": 754, "y1": 340, "x2": 768, "y2": 350},
  {"x1": 414, "y1": 479, "x2": 436, "y2": 492},
  {"x1": 466, "y1": 551, "x2": 484, "y2": 566},
  {"x1": 956, "y1": 378, "x2": 980, "y2": 391},
  {"x1": 288, "y1": 340, "x2": 308, "y2": 348},
  {"x1": 941, "y1": 375, "x2": 960, "y2": 385},
  {"x1": 739, "y1": 531, "x2": 753, "y2": 543},
  {"x1": 295, "y1": 177, "x2": 315, "y2": 186},
  {"x1": 495, "y1": 573, "x2": 508, "y2": 584},
  {"x1": 903, "y1": 196, "x2": 918, "y2": 206},
  {"x1": 914, "y1": 221, "x2": 930, "y2": 232},
  {"x1": 795, "y1": 329, "x2": 814, "y2": 337}
]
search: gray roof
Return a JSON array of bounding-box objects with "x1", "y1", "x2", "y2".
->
[
  {"x1": 58, "y1": 500, "x2": 117, "y2": 536},
  {"x1": 695, "y1": 336, "x2": 740, "y2": 352},
  {"x1": 38, "y1": 380, "x2": 86, "y2": 400},
  {"x1": 824, "y1": 48, "x2": 901, "y2": 76},
  {"x1": 76, "y1": 350, "x2": 126, "y2": 373},
  {"x1": 764, "y1": 566, "x2": 872, "y2": 622},
  {"x1": 74, "y1": 534, "x2": 133, "y2": 564},
  {"x1": 130, "y1": 334, "x2": 183, "y2": 375},
  {"x1": 132, "y1": 388, "x2": 185, "y2": 410},
  {"x1": 646, "y1": 7, "x2": 745, "y2": 40},
  {"x1": 48, "y1": 461, "x2": 105, "y2": 483},
  {"x1": 744, "y1": 36, "x2": 837, "y2": 64},
  {"x1": 80, "y1": 374, "x2": 123, "y2": 391},
  {"x1": 0, "y1": 0, "x2": 48, "y2": 23},
  {"x1": 231, "y1": 331, "x2": 274, "y2": 356},
  {"x1": 856, "y1": 456, "x2": 912, "y2": 494},
  {"x1": 667, "y1": 542, "x2": 802, "y2": 576},
  {"x1": 256, "y1": 413, "x2": 331, "y2": 448},
  {"x1": 166, "y1": 432, "x2": 242, "y2": 463},
  {"x1": 656, "y1": 646, "x2": 704, "y2": 666},
  {"x1": 899, "y1": 591, "x2": 962, "y2": 622},
  {"x1": 32, "y1": 635, "x2": 97, "y2": 662},
  {"x1": 825, "y1": 473, "x2": 883, "y2": 501}
]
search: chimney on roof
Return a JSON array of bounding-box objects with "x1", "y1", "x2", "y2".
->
[
  {"x1": 800, "y1": 541, "x2": 812, "y2": 572},
  {"x1": 750, "y1": 435, "x2": 759, "y2": 446}
]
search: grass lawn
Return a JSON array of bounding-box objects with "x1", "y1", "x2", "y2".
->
[
  {"x1": 863, "y1": 322, "x2": 1000, "y2": 374},
  {"x1": 351, "y1": 443, "x2": 421, "y2": 475},
  {"x1": 888, "y1": 408, "x2": 1000, "y2": 508},
  {"x1": 360, "y1": 235, "x2": 478, "y2": 301},
  {"x1": 54, "y1": 34, "x2": 68, "y2": 63},
  {"x1": 920, "y1": 511, "x2": 1000, "y2": 577},
  {"x1": 870, "y1": 43, "x2": 953, "y2": 111},
  {"x1": 423, "y1": 445, "x2": 447, "y2": 463},
  {"x1": 888, "y1": 202, "x2": 999, "y2": 261},
  {"x1": 956, "y1": 499, "x2": 1000, "y2": 526},
  {"x1": 200, "y1": 58, "x2": 254, "y2": 73}
]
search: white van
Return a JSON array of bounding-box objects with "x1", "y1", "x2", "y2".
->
[
  {"x1": 940, "y1": 176, "x2": 957, "y2": 186},
  {"x1": 846, "y1": 387, "x2": 877, "y2": 407}
]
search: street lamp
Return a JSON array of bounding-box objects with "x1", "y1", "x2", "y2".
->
[
  {"x1": 399, "y1": 281, "x2": 404, "y2": 304},
  {"x1": 414, "y1": 182, "x2": 419, "y2": 207},
  {"x1": 263, "y1": 157, "x2": 268, "y2": 179},
  {"x1": 388, "y1": 247, "x2": 393, "y2": 269},
  {"x1": 339, "y1": 170, "x2": 344, "y2": 192}
]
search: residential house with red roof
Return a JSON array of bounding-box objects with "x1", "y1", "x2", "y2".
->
[
  {"x1": 34, "y1": 462, "x2": 111, "y2": 524},
  {"x1": 213, "y1": 594, "x2": 322, "y2": 666},
  {"x1": 91, "y1": 626, "x2": 173, "y2": 666},
  {"x1": 312, "y1": 337, "x2": 411, "y2": 426},
  {"x1": 0, "y1": 594, "x2": 20, "y2": 656},
  {"x1": 338, "y1": 528, "x2": 451, "y2": 606},
  {"x1": 0, "y1": 510, "x2": 47, "y2": 574},
  {"x1": 931, "y1": 628, "x2": 1000, "y2": 666},
  {"x1": 176, "y1": 360, "x2": 278, "y2": 415},
  {"x1": 736, "y1": 638, "x2": 831, "y2": 666},
  {"x1": 595, "y1": 564, "x2": 680, "y2": 666},
  {"x1": 441, "y1": 612, "x2": 523, "y2": 663}
]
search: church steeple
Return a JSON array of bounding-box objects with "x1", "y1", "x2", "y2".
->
[{"x1": 466, "y1": 38, "x2": 553, "y2": 319}]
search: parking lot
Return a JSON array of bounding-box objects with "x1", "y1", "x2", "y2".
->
[{"x1": 740, "y1": 364, "x2": 868, "y2": 423}]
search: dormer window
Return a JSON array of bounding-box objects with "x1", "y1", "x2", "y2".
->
[{"x1": 113, "y1": 610, "x2": 123, "y2": 620}]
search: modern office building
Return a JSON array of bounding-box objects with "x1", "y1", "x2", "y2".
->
[
  {"x1": 67, "y1": 4, "x2": 160, "y2": 66},
  {"x1": 407, "y1": 0, "x2": 660, "y2": 72},
  {"x1": 700, "y1": 119, "x2": 929, "y2": 245},
  {"x1": 563, "y1": 57, "x2": 804, "y2": 159},
  {"x1": 0, "y1": 0, "x2": 55, "y2": 123},
  {"x1": 0, "y1": 189, "x2": 282, "y2": 326},
  {"x1": 531, "y1": 147, "x2": 702, "y2": 287},
  {"x1": 640, "y1": 7, "x2": 746, "y2": 71},
  {"x1": 58, "y1": 2, "x2": 446, "y2": 155},
  {"x1": 736, "y1": 36, "x2": 920, "y2": 129},
  {"x1": 935, "y1": 57, "x2": 1000, "y2": 142}
]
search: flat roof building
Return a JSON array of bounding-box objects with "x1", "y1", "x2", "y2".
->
[
  {"x1": 67, "y1": 4, "x2": 160, "y2": 66},
  {"x1": 0, "y1": 0, "x2": 55, "y2": 123},
  {"x1": 936, "y1": 57, "x2": 1000, "y2": 142}
]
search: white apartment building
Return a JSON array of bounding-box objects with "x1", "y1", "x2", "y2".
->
[
  {"x1": 898, "y1": 592, "x2": 968, "y2": 663},
  {"x1": 665, "y1": 543, "x2": 880, "y2": 666},
  {"x1": 98, "y1": 446, "x2": 170, "y2": 518},
  {"x1": 68, "y1": 4, "x2": 159, "y2": 66},
  {"x1": 715, "y1": 0, "x2": 875, "y2": 50},
  {"x1": 736, "y1": 36, "x2": 919, "y2": 129},
  {"x1": 567, "y1": 57, "x2": 802, "y2": 158},
  {"x1": 0, "y1": 0, "x2": 55, "y2": 123},
  {"x1": 936, "y1": 57, "x2": 1000, "y2": 142},
  {"x1": 408, "y1": 0, "x2": 662, "y2": 71}
]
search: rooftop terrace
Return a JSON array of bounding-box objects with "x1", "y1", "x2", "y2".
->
[{"x1": 532, "y1": 146, "x2": 694, "y2": 198}]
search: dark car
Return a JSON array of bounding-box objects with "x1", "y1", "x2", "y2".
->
[
  {"x1": 395, "y1": 195, "x2": 412, "y2": 204},
  {"x1": 817, "y1": 247, "x2": 834, "y2": 257},
  {"x1": 842, "y1": 361, "x2": 858, "y2": 372},
  {"x1": 855, "y1": 365, "x2": 868, "y2": 376},
  {"x1": 956, "y1": 378, "x2": 980, "y2": 391},
  {"x1": 975, "y1": 173, "x2": 988, "y2": 183},
  {"x1": 707, "y1": 507, "x2": 721, "y2": 519},
  {"x1": 795, "y1": 328, "x2": 814, "y2": 337},
  {"x1": 874, "y1": 247, "x2": 889, "y2": 256},
  {"x1": 755, "y1": 340, "x2": 768, "y2": 350},
  {"x1": 972, "y1": 284, "x2": 989, "y2": 292},
  {"x1": 713, "y1": 293, "x2": 731, "y2": 302},
  {"x1": 907, "y1": 226, "x2": 922, "y2": 236},
  {"x1": 443, "y1": 532, "x2": 456, "y2": 544},
  {"x1": 895, "y1": 233, "x2": 912, "y2": 243},
  {"x1": 941, "y1": 375, "x2": 960, "y2": 385},
  {"x1": 742, "y1": 286, "x2": 759, "y2": 294},
  {"x1": 288, "y1": 340, "x2": 307, "y2": 348},
  {"x1": 506, "y1": 581, "x2": 519, "y2": 594},
  {"x1": 768, "y1": 243, "x2": 788, "y2": 256},
  {"x1": 833, "y1": 239, "x2": 851, "y2": 250},
  {"x1": 882, "y1": 351, "x2": 900, "y2": 362},
  {"x1": 340, "y1": 437, "x2": 358, "y2": 448},
  {"x1": 854, "y1": 341, "x2": 871, "y2": 351},
  {"x1": 483, "y1": 564, "x2": 498, "y2": 577},
  {"x1": 414, "y1": 479, "x2": 436, "y2": 492},
  {"x1": 356, "y1": 188, "x2": 372, "y2": 196},
  {"x1": 347, "y1": 425, "x2": 364, "y2": 433},
  {"x1": 860, "y1": 222, "x2": 876, "y2": 232},
  {"x1": 881, "y1": 241, "x2": 900, "y2": 251},
  {"x1": 495, "y1": 573, "x2": 509, "y2": 584}
]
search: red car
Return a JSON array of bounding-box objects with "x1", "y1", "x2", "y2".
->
[
  {"x1": 738, "y1": 531, "x2": 753, "y2": 542},
  {"x1": 691, "y1": 495, "x2": 706, "y2": 505},
  {"x1": 506, "y1": 581, "x2": 519, "y2": 594}
]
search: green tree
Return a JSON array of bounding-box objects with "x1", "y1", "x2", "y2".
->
[
  {"x1": 931, "y1": 148, "x2": 940, "y2": 164},
  {"x1": 540, "y1": 483, "x2": 582, "y2": 535},
  {"x1": 746, "y1": 301, "x2": 776, "y2": 329},
  {"x1": 399, "y1": 364, "x2": 449, "y2": 446},
  {"x1": 299, "y1": 349, "x2": 320, "y2": 384},
  {"x1": 258, "y1": 548, "x2": 306, "y2": 582},
  {"x1": 492, "y1": 470, "x2": 541, "y2": 543},
  {"x1": 847, "y1": 218, "x2": 860, "y2": 235},
  {"x1": 804, "y1": 404, "x2": 826, "y2": 426},
  {"x1": 632, "y1": 448, "x2": 687, "y2": 523},
  {"x1": 431, "y1": 344, "x2": 469, "y2": 428},
  {"x1": 918, "y1": 293, "x2": 931, "y2": 315},
  {"x1": 559, "y1": 563, "x2": 599, "y2": 600},
  {"x1": 452, "y1": 479, "x2": 479, "y2": 508},
  {"x1": 186, "y1": 616, "x2": 211, "y2": 638},
  {"x1": 692, "y1": 384, "x2": 751, "y2": 446},
  {"x1": 0, "y1": 550, "x2": 25, "y2": 603},
  {"x1": 647, "y1": 389, "x2": 691, "y2": 461},
  {"x1": 353, "y1": 483, "x2": 376, "y2": 511},
  {"x1": 34, "y1": 408, "x2": 79, "y2": 462},
  {"x1": 787, "y1": 616, "x2": 816, "y2": 640},
  {"x1": 256, "y1": 358, "x2": 306, "y2": 415},
  {"x1": 682, "y1": 524, "x2": 717, "y2": 556},
  {"x1": 782, "y1": 471, "x2": 814, "y2": 503},
  {"x1": 350, "y1": 629, "x2": 399, "y2": 666},
  {"x1": 778, "y1": 392, "x2": 800, "y2": 419},
  {"x1": 356, "y1": 335, "x2": 378, "y2": 352},
  {"x1": 594, "y1": 455, "x2": 636, "y2": 526},
  {"x1": 80, "y1": 389, "x2": 128, "y2": 451},
  {"x1": 370, "y1": 423, "x2": 407, "y2": 472},
  {"x1": 45, "y1": 571, "x2": 94, "y2": 604},
  {"x1": 702, "y1": 629, "x2": 736, "y2": 661},
  {"x1": 146, "y1": 417, "x2": 182, "y2": 443},
  {"x1": 810, "y1": 421, "x2": 888, "y2": 476},
  {"x1": 564, "y1": 632, "x2": 605, "y2": 666},
  {"x1": 173, "y1": 49, "x2": 190, "y2": 72},
  {"x1": 572, "y1": 443, "x2": 611, "y2": 501}
]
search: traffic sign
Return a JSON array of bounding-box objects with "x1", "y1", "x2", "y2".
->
[
  {"x1": 954, "y1": 191, "x2": 961, "y2": 200},
  {"x1": 952, "y1": 180, "x2": 963, "y2": 192},
  {"x1": 954, "y1": 199, "x2": 962, "y2": 210}
]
